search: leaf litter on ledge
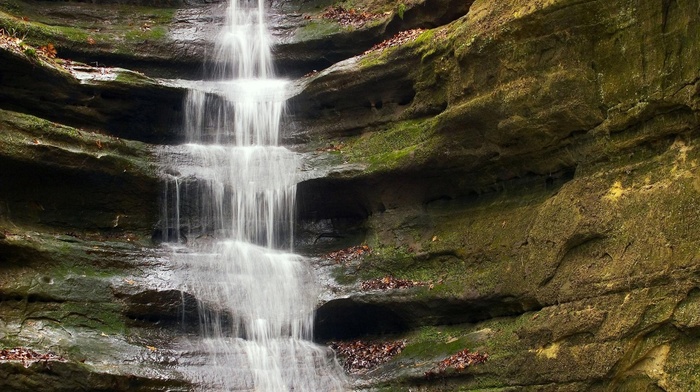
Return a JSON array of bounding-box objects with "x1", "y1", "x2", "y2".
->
[
  {"x1": 330, "y1": 340, "x2": 406, "y2": 373},
  {"x1": 0, "y1": 347, "x2": 67, "y2": 368},
  {"x1": 360, "y1": 275, "x2": 431, "y2": 291},
  {"x1": 324, "y1": 244, "x2": 372, "y2": 265},
  {"x1": 424, "y1": 348, "x2": 488, "y2": 379},
  {"x1": 321, "y1": 5, "x2": 382, "y2": 27},
  {"x1": 363, "y1": 29, "x2": 426, "y2": 55}
]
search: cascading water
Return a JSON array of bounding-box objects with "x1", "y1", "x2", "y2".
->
[{"x1": 159, "y1": 0, "x2": 346, "y2": 390}]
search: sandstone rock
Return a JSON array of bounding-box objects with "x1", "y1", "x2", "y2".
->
[
  {"x1": 273, "y1": 0, "x2": 474, "y2": 76},
  {"x1": 0, "y1": 46, "x2": 186, "y2": 144},
  {"x1": 294, "y1": 0, "x2": 700, "y2": 390},
  {"x1": 0, "y1": 0, "x2": 216, "y2": 78},
  {"x1": 0, "y1": 109, "x2": 160, "y2": 230},
  {"x1": 293, "y1": 0, "x2": 700, "y2": 211},
  {"x1": 0, "y1": 231, "x2": 194, "y2": 391}
]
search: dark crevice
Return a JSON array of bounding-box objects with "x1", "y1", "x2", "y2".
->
[
  {"x1": 26, "y1": 293, "x2": 68, "y2": 304},
  {"x1": 314, "y1": 299, "x2": 410, "y2": 341},
  {"x1": 0, "y1": 293, "x2": 28, "y2": 302},
  {"x1": 0, "y1": 292, "x2": 68, "y2": 304},
  {"x1": 121, "y1": 289, "x2": 201, "y2": 328},
  {"x1": 314, "y1": 294, "x2": 543, "y2": 342},
  {"x1": 296, "y1": 177, "x2": 371, "y2": 222},
  {"x1": 385, "y1": 0, "x2": 475, "y2": 37}
]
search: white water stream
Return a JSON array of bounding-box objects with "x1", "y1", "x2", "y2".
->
[{"x1": 159, "y1": 0, "x2": 346, "y2": 390}]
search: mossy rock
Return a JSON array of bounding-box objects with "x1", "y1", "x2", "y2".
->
[
  {"x1": 0, "y1": 0, "x2": 197, "y2": 77},
  {"x1": 0, "y1": 43, "x2": 186, "y2": 143},
  {"x1": 0, "y1": 109, "x2": 161, "y2": 230}
]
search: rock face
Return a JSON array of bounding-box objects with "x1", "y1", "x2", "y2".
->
[
  {"x1": 290, "y1": 0, "x2": 700, "y2": 390},
  {"x1": 0, "y1": 6, "x2": 195, "y2": 388},
  {"x1": 1, "y1": 0, "x2": 699, "y2": 390}
]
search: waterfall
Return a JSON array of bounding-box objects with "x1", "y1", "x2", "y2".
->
[{"x1": 159, "y1": 0, "x2": 346, "y2": 390}]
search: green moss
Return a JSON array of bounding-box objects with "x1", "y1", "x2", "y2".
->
[
  {"x1": 397, "y1": 2, "x2": 406, "y2": 19},
  {"x1": 0, "y1": 4, "x2": 176, "y2": 57},
  {"x1": 665, "y1": 336, "x2": 700, "y2": 390},
  {"x1": 412, "y1": 29, "x2": 435, "y2": 46},
  {"x1": 0, "y1": 12, "x2": 90, "y2": 46},
  {"x1": 358, "y1": 28, "x2": 441, "y2": 69},
  {"x1": 60, "y1": 301, "x2": 127, "y2": 334},
  {"x1": 398, "y1": 325, "x2": 476, "y2": 360},
  {"x1": 358, "y1": 48, "x2": 390, "y2": 68},
  {"x1": 294, "y1": 20, "x2": 345, "y2": 42},
  {"x1": 0, "y1": 109, "x2": 156, "y2": 177},
  {"x1": 331, "y1": 265, "x2": 360, "y2": 284},
  {"x1": 123, "y1": 26, "x2": 166, "y2": 42},
  {"x1": 114, "y1": 70, "x2": 155, "y2": 86},
  {"x1": 343, "y1": 118, "x2": 438, "y2": 173}
]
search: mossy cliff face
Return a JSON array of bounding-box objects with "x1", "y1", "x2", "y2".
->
[
  {"x1": 273, "y1": 0, "x2": 474, "y2": 76},
  {"x1": 0, "y1": 19, "x2": 196, "y2": 388},
  {"x1": 292, "y1": 0, "x2": 700, "y2": 390},
  {"x1": 0, "y1": 0, "x2": 472, "y2": 78},
  {"x1": 0, "y1": 0, "x2": 214, "y2": 78},
  {"x1": 0, "y1": 73, "x2": 194, "y2": 389},
  {"x1": 313, "y1": 137, "x2": 700, "y2": 390},
  {"x1": 292, "y1": 0, "x2": 699, "y2": 183}
]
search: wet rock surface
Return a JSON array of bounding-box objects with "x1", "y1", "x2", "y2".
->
[
  {"x1": 0, "y1": 229, "x2": 195, "y2": 390},
  {"x1": 0, "y1": 0, "x2": 218, "y2": 78},
  {"x1": 0, "y1": 46, "x2": 186, "y2": 143},
  {"x1": 0, "y1": 0, "x2": 475, "y2": 79}
]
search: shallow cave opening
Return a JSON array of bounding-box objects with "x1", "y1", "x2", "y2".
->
[{"x1": 314, "y1": 299, "x2": 409, "y2": 342}]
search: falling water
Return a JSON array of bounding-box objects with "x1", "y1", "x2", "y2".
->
[{"x1": 159, "y1": 0, "x2": 346, "y2": 390}]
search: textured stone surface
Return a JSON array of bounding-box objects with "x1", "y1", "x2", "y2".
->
[
  {"x1": 0, "y1": 46, "x2": 186, "y2": 143},
  {"x1": 292, "y1": 0, "x2": 700, "y2": 390},
  {"x1": 0, "y1": 109, "x2": 160, "y2": 230}
]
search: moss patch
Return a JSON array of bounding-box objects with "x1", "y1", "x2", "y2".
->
[
  {"x1": 0, "y1": 2, "x2": 176, "y2": 58},
  {"x1": 0, "y1": 109, "x2": 155, "y2": 178},
  {"x1": 294, "y1": 19, "x2": 345, "y2": 42},
  {"x1": 341, "y1": 118, "x2": 439, "y2": 173}
]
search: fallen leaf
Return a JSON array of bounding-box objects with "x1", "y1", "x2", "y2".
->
[
  {"x1": 321, "y1": 5, "x2": 381, "y2": 27},
  {"x1": 39, "y1": 43, "x2": 57, "y2": 58}
]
